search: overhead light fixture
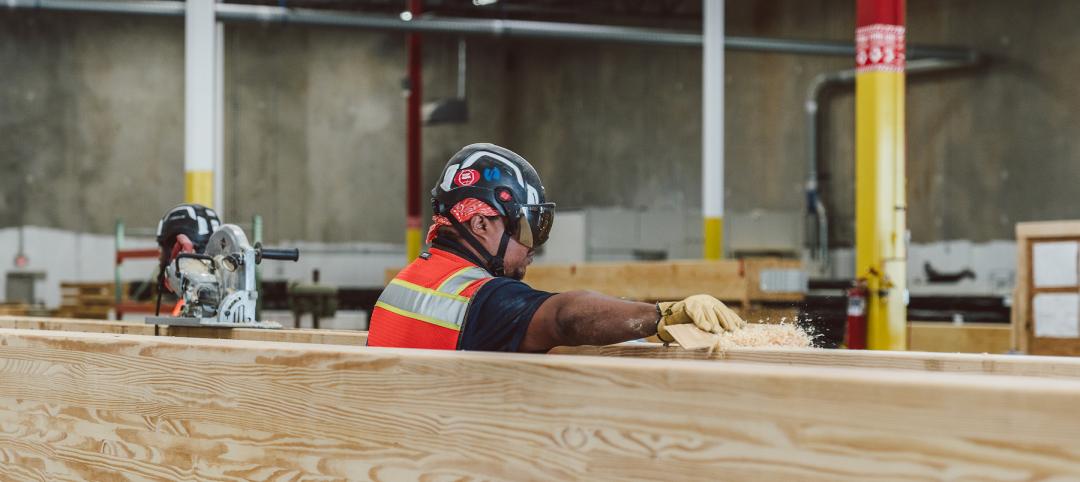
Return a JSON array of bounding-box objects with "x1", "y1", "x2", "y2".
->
[
  {"x1": 473, "y1": 0, "x2": 498, "y2": 6},
  {"x1": 399, "y1": 11, "x2": 413, "y2": 21}
]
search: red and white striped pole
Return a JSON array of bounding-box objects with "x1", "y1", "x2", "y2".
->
[{"x1": 855, "y1": 0, "x2": 908, "y2": 350}]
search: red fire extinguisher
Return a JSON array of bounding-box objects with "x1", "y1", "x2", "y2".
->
[{"x1": 845, "y1": 280, "x2": 868, "y2": 350}]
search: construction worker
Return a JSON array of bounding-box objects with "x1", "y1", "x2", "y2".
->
[
  {"x1": 368, "y1": 143, "x2": 745, "y2": 352},
  {"x1": 154, "y1": 203, "x2": 222, "y2": 315}
]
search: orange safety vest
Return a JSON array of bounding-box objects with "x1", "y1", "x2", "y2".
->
[{"x1": 367, "y1": 248, "x2": 493, "y2": 349}]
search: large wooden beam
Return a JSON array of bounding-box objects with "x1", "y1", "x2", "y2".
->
[
  {"x1": 157, "y1": 325, "x2": 368, "y2": 346},
  {"x1": 2, "y1": 329, "x2": 1080, "y2": 480},
  {"x1": 0, "y1": 316, "x2": 367, "y2": 346},
  {"x1": 3, "y1": 316, "x2": 1078, "y2": 380},
  {"x1": 551, "y1": 343, "x2": 1080, "y2": 379},
  {"x1": 0, "y1": 315, "x2": 155, "y2": 336}
]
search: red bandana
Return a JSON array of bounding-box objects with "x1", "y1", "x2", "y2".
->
[{"x1": 426, "y1": 198, "x2": 500, "y2": 244}]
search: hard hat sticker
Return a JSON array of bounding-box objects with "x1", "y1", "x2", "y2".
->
[{"x1": 454, "y1": 168, "x2": 480, "y2": 186}]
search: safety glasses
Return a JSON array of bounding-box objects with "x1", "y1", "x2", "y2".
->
[{"x1": 514, "y1": 203, "x2": 556, "y2": 249}]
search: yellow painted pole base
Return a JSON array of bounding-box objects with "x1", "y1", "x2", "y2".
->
[
  {"x1": 185, "y1": 170, "x2": 214, "y2": 207},
  {"x1": 406, "y1": 226, "x2": 422, "y2": 261},
  {"x1": 703, "y1": 217, "x2": 723, "y2": 260}
]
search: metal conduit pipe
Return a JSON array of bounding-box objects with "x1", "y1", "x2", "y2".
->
[
  {"x1": 804, "y1": 56, "x2": 983, "y2": 271},
  {"x1": 9, "y1": 0, "x2": 977, "y2": 59},
  {"x1": 4, "y1": 0, "x2": 184, "y2": 16}
]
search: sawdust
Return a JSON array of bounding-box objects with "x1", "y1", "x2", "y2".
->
[
  {"x1": 711, "y1": 322, "x2": 815, "y2": 350},
  {"x1": 662, "y1": 318, "x2": 819, "y2": 352}
]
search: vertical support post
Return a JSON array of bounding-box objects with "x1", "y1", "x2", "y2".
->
[
  {"x1": 185, "y1": 0, "x2": 216, "y2": 207},
  {"x1": 855, "y1": 0, "x2": 907, "y2": 350},
  {"x1": 212, "y1": 12, "x2": 225, "y2": 213},
  {"x1": 253, "y1": 214, "x2": 263, "y2": 321},
  {"x1": 702, "y1": 0, "x2": 725, "y2": 259},
  {"x1": 405, "y1": 0, "x2": 423, "y2": 261},
  {"x1": 114, "y1": 220, "x2": 123, "y2": 319}
]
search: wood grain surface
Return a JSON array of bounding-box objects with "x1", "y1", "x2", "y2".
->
[
  {"x1": 0, "y1": 316, "x2": 368, "y2": 347},
  {"x1": 3, "y1": 329, "x2": 1080, "y2": 480},
  {"x1": 0, "y1": 315, "x2": 155, "y2": 336},
  {"x1": 551, "y1": 343, "x2": 1080, "y2": 379},
  {"x1": 158, "y1": 325, "x2": 368, "y2": 347}
]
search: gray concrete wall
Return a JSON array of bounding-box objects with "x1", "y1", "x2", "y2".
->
[
  {"x1": 224, "y1": 24, "x2": 515, "y2": 243},
  {"x1": 2, "y1": 1, "x2": 1080, "y2": 248},
  {"x1": 0, "y1": 12, "x2": 184, "y2": 234}
]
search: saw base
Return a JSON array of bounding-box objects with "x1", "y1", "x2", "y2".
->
[{"x1": 146, "y1": 316, "x2": 283, "y2": 330}]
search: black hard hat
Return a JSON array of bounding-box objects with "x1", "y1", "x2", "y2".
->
[
  {"x1": 431, "y1": 143, "x2": 555, "y2": 248},
  {"x1": 156, "y1": 203, "x2": 221, "y2": 256}
]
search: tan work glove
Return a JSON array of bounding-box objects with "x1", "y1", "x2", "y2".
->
[{"x1": 656, "y1": 294, "x2": 746, "y2": 343}]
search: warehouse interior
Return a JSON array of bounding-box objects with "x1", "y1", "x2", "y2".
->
[{"x1": 2, "y1": 0, "x2": 1080, "y2": 479}]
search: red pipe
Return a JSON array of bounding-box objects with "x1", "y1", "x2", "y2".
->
[
  {"x1": 856, "y1": 0, "x2": 905, "y2": 27},
  {"x1": 406, "y1": 0, "x2": 423, "y2": 251}
]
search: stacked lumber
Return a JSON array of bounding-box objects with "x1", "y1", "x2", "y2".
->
[
  {"x1": 0, "y1": 303, "x2": 30, "y2": 316},
  {"x1": 54, "y1": 282, "x2": 113, "y2": 319},
  {"x1": 1, "y1": 328, "x2": 1079, "y2": 480},
  {"x1": 520, "y1": 258, "x2": 804, "y2": 306},
  {"x1": 908, "y1": 322, "x2": 1011, "y2": 354},
  {"x1": 387, "y1": 258, "x2": 805, "y2": 324}
]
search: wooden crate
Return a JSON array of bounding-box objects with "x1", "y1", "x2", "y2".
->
[{"x1": 1013, "y1": 221, "x2": 1080, "y2": 355}]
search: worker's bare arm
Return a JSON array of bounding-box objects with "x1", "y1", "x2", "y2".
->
[{"x1": 518, "y1": 290, "x2": 657, "y2": 352}]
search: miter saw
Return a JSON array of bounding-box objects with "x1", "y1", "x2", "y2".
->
[{"x1": 146, "y1": 224, "x2": 299, "y2": 329}]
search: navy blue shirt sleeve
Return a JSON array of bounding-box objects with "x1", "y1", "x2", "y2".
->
[{"x1": 457, "y1": 278, "x2": 555, "y2": 352}]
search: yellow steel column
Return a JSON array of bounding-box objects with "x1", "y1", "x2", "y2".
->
[
  {"x1": 185, "y1": 0, "x2": 216, "y2": 207},
  {"x1": 855, "y1": 0, "x2": 907, "y2": 350},
  {"x1": 702, "y1": 0, "x2": 724, "y2": 259}
]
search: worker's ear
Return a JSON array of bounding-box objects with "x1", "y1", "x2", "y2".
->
[
  {"x1": 467, "y1": 215, "x2": 490, "y2": 238},
  {"x1": 466, "y1": 215, "x2": 503, "y2": 240}
]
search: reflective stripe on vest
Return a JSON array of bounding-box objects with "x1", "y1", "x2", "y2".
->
[{"x1": 374, "y1": 266, "x2": 490, "y2": 331}]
